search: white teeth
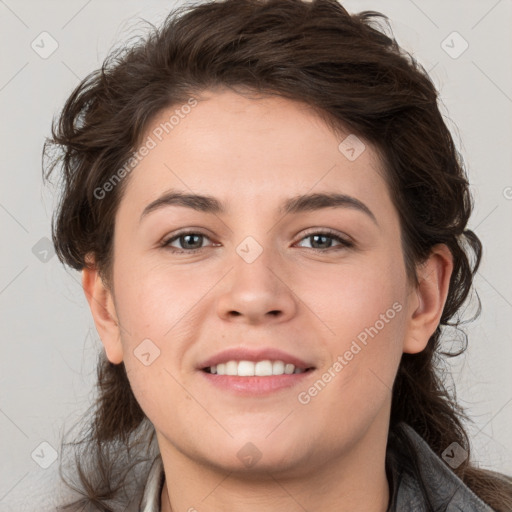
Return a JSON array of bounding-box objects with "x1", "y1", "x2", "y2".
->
[
  {"x1": 208, "y1": 359, "x2": 307, "y2": 377},
  {"x1": 255, "y1": 360, "x2": 273, "y2": 376},
  {"x1": 225, "y1": 360, "x2": 238, "y2": 376},
  {"x1": 238, "y1": 360, "x2": 255, "y2": 376},
  {"x1": 272, "y1": 360, "x2": 284, "y2": 375},
  {"x1": 285, "y1": 363, "x2": 295, "y2": 375}
]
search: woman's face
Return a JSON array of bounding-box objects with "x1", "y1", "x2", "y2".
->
[{"x1": 95, "y1": 88, "x2": 427, "y2": 476}]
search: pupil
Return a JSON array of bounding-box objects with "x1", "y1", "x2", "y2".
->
[
  {"x1": 183, "y1": 234, "x2": 201, "y2": 249},
  {"x1": 312, "y1": 234, "x2": 330, "y2": 249}
]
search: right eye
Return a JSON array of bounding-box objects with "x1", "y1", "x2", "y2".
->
[{"x1": 161, "y1": 231, "x2": 216, "y2": 254}]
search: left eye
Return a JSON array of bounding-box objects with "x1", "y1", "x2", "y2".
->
[
  {"x1": 296, "y1": 231, "x2": 353, "y2": 250},
  {"x1": 162, "y1": 230, "x2": 353, "y2": 253}
]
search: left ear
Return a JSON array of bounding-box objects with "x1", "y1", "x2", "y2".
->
[{"x1": 403, "y1": 244, "x2": 454, "y2": 354}]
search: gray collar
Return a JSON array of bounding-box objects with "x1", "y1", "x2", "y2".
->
[
  {"x1": 386, "y1": 423, "x2": 494, "y2": 511},
  {"x1": 139, "y1": 453, "x2": 164, "y2": 512},
  {"x1": 139, "y1": 423, "x2": 495, "y2": 511}
]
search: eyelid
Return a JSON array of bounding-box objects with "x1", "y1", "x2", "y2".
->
[{"x1": 298, "y1": 227, "x2": 353, "y2": 242}]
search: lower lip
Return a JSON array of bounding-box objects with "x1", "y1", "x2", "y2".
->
[{"x1": 200, "y1": 370, "x2": 314, "y2": 395}]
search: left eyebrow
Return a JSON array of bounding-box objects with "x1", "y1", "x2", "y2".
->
[
  {"x1": 281, "y1": 192, "x2": 378, "y2": 225},
  {"x1": 139, "y1": 190, "x2": 378, "y2": 226}
]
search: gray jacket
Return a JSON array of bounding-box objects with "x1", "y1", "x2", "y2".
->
[
  {"x1": 385, "y1": 423, "x2": 496, "y2": 511},
  {"x1": 138, "y1": 423, "x2": 501, "y2": 511}
]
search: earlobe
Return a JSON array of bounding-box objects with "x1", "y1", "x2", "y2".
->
[
  {"x1": 403, "y1": 244, "x2": 454, "y2": 354},
  {"x1": 82, "y1": 261, "x2": 124, "y2": 364}
]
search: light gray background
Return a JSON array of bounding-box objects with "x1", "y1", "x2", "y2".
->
[{"x1": 1, "y1": 0, "x2": 511, "y2": 510}]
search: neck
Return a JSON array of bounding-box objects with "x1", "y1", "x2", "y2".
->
[{"x1": 158, "y1": 417, "x2": 391, "y2": 512}]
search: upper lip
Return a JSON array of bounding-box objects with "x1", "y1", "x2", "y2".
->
[{"x1": 198, "y1": 347, "x2": 315, "y2": 371}]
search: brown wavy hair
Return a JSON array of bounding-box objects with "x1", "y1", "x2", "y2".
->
[{"x1": 43, "y1": 0, "x2": 512, "y2": 510}]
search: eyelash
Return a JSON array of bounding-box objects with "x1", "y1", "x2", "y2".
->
[{"x1": 160, "y1": 228, "x2": 354, "y2": 254}]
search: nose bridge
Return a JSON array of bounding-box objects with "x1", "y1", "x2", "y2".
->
[
  {"x1": 216, "y1": 230, "x2": 296, "y2": 322},
  {"x1": 230, "y1": 204, "x2": 280, "y2": 273},
  {"x1": 232, "y1": 232, "x2": 281, "y2": 296}
]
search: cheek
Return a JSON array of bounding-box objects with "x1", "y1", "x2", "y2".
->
[
  {"x1": 111, "y1": 256, "x2": 213, "y2": 404},
  {"x1": 335, "y1": 274, "x2": 402, "y2": 344},
  {"x1": 111, "y1": 260, "x2": 202, "y2": 422},
  {"x1": 308, "y1": 254, "x2": 404, "y2": 338},
  {"x1": 309, "y1": 252, "x2": 406, "y2": 386},
  {"x1": 113, "y1": 254, "x2": 207, "y2": 337}
]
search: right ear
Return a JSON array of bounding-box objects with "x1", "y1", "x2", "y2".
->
[{"x1": 81, "y1": 257, "x2": 124, "y2": 364}]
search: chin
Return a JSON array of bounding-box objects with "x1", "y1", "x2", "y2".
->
[{"x1": 195, "y1": 433, "x2": 311, "y2": 476}]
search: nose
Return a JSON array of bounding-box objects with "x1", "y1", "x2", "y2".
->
[{"x1": 216, "y1": 241, "x2": 297, "y2": 325}]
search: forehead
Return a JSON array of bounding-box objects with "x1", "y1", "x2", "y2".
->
[{"x1": 119, "y1": 88, "x2": 390, "y2": 218}]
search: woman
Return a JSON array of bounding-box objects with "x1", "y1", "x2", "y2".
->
[{"x1": 44, "y1": 0, "x2": 512, "y2": 510}]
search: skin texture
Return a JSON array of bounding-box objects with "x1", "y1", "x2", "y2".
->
[{"x1": 82, "y1": 88, "x2": 453, "y2": 512}]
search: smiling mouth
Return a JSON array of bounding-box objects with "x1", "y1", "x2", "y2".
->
[{"x1": 202, "y1": 359, "x2": 315, "y2": 377}]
